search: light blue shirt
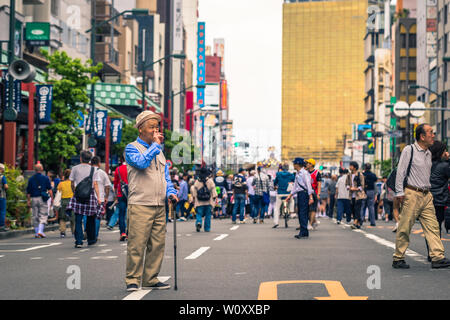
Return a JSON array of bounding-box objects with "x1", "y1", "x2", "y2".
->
[
  {"x1": 178, "y1": 180, "x2": 188, "y2": 201},
  {"x1": 125, "y1": 137, "x2": 177, "y2": 197},
  {"x1": 291, "y1": 168, "x2": 314, "y2": 196}
]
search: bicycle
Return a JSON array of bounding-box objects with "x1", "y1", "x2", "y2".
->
[{"x1": 280, "y1": 196, "x2": 290, "y2": 228}]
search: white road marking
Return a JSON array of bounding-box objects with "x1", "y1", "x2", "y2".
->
[
  {"x1": 97, "y1": 249, "x2": 112, "y2": 254},
  {"x1": 353, "y1": 229, "x2": 429, "y2": 264},
  {"x1": 230, "y1": 226, "x2": 239, "y2": 231},
  {"x1": 30, "y1": 257, "x2": 43, "y2": 260},
  {"x1": 186, "y1": 234, "x2": 192, "y2": 237},
  {"x1": 185, "y1": 247, "x2": 210, "y2": 260},
  {"x1": 0, "y1": 242, "x2": 62, "y2": 252},
  {"x1": 98, "y1": 244, "x2": 107, "y2": 247},
  {"x1": 213, "y1": 234, "x2": 229, "y2": 241},
  {"x1": 58, "y1": 257, "x2": 80, "y2": 261},
  {"x1": 91, "y1": 256, "x2": 118, "y2": 260},
  {"x1": 0, "y1": 255, "x2": 5, "y2": 258},
  {"x1": 122, "y1": 276, "x2": 171, "y2": 301}
]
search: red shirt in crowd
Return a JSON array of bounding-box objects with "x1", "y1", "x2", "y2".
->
[{"x1": 114, "y1": 164, "x2": 128, "y2": 198}]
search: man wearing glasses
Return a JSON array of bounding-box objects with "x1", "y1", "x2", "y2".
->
[{"x1": 124, "y1": 110, "x2": 178, "y2": 291}]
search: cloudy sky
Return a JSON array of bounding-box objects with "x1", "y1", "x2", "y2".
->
[{"x1": 198, "y1": 0, "x2": 282, "y2": 160}]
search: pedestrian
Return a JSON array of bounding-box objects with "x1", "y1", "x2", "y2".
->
[
  {"x1": 90, "y1": 156, "x2": 112, "y2": 239},
  {"x1": 318, "y1": 173, "x2": 330, "y2": 218},
  {"x1": 124, "y1": 110, "x2": 178, "y2": 292},
  {"x1": 57, "y1": 169, "x2": 75, "y2": 237},
  {"x1": 305, "y1": 159, "x2": 321, "y2": 230},
  {"x1": 429, "y1": 140, "x2": 450, "y2": 238},
  {"x1": 346, "y1": 161, "x2": 366, "y2": 229},
  {"x1": 26, "y1": 163, "x2": 53, "y2": 238},
  {"x1": 361, "y1": 163, "x2": 378, "y2": 226},
  {"x1": 0, "y1": 164, "x2": 9, "y2": 232},
  {"x1": 231, "y1": 168, "x2": 248, "y2": 224},
  {"x1": 252, "y1": 166, "x2": 270, "y2": 224},
  {"x1": 393, "y1": 123, "x2": 450, "y2": 269},
  {"x1": 273, "y1": 163, "x2": 295, "y2": 228},
  {"x1": 104, "y1": 173, "x2": 116, "y2": 227},
  {"x1": 247, "y1": 170, "x2": 256, "y2": 220},
  {"x1": 335, "y1": 168, "x2": 351, "y2": 224},
  {"x1": 191, "y1": 167, "x2": 217, "y2": 232},
  {"x1": 214, "y1": 170, "x2": 229, "y2": 219},
  {"x1": 327, "y1": 174, "x2": 337, "y2": 218},
  {"x1": 176, "y1": 173, "x2": 189, "y2": 221},
  {"x1": 67, "y1": 150, "x2": 103, "y2": 248},
  {"x1": 112, "y1": 157, "x2": 128, "y2": 241},
  {"x1": 226, "y1": 174, "x2": 234, "y2": 217},
  {"x1": 286, "y1": 158, "x2": 314, "y2": 239},
  {"x1": 268, "y1": 175, "x2": 277, "y2": 219},
  {"x1": 380, "y1": 176, "x2": 395, "y2": 223}
]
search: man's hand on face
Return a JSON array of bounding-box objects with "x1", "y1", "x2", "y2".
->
[{"x1": 153, "y1": 132, "x2": 164, "y2": 145}]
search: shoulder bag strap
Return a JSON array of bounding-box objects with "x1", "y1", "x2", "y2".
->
[{"x1": 406, "y1": 145, "x2": 414, "y2": 179}]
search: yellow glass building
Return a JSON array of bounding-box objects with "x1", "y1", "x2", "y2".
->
[{"x1": 282, "y1": 0, "x2": 367, "y2": 164}]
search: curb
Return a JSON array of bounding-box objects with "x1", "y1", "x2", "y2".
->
[{"x1": 0, "y1": 223, "x2": 67, "y2": 240}]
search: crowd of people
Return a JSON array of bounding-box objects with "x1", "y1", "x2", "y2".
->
[{"x1": 1, "y1": 117, "x2": 450, "y2": 290}]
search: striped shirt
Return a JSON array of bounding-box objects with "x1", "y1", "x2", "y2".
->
[{"x1": 395, "y1": 142, "x2": 432, "y2": 197}]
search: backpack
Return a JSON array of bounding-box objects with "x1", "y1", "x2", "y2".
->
[
  {"x1": 386, "y1": 145, "x2": 414, "y2": 193},
  {"x1": 74, "y1": 167, "x2": 96, "y2": 204},
  {"x1": 197, "y1": 179, "x2": 211, "y2": 201},
  {"x1": 233, "y1": 175, "x2": 244, "y2": 189}
]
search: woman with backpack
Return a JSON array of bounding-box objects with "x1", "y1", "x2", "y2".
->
[{"x1": 191, "y1": 167, "x2": 217, "y2": 232}]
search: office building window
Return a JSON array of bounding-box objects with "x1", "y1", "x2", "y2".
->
[
  {"x1": 408, "y1": 57, "x2": 416, "y2": 71},
  {"x1": 51, "y1": 0, "x2": 60, "y2": 17},
  {"x1": 445, "y1": 62, "x2": 448, "y2": 83},
  {"x1": 445, "y1": 33, "x2": 448, "y2": 54},
  {"x1": 400, "y1": 34, "x2": 407, "y2": 48},
  {"x1": 409, "y1": 33, "x2": 416, "y2": 48},
  {"x1": 445, "y1": 5, "x2": 448, "y2": 24}
]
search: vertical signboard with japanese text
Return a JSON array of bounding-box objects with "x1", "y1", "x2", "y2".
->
[
  {"x1": 426, "y1": 0, "x2": 437, "y2": 57},
  {"x1": 36, "y1": 84, "x2": 53, "y2": 123},
  {"x1": 94, "y1": 110, "x2": 108, "y2": 138},
  {"x1": 111, "y1": 118, "x2": 123, "y2": 144},
  {"x1": 197, "y1": 22, "x2": 206, "y2": 108},
  {"x1": 173, "y1": 0, "x2": 183, "y2": 53},
  {"x1": 2, "y1": 69, "x2": 22, "y2": 114}
]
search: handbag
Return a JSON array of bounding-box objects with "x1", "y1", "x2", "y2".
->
[
  {"x1": 118, "y1": 167, "x2": 129, "y2": 199},
  {"x1": 386, "y1": 145, "x2": 414, "y2": 192},
  {"x1": 53, "y1": 190, "x2": 62, "y2": 208}
]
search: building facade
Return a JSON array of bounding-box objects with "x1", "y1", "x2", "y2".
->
[{"x1": 282, "y1": 0, "x2": 367, "y2": 165}]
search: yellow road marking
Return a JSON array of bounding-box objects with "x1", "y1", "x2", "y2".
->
[{"x1": 258, "y1": 280, "x2": 368, "y2": 300}]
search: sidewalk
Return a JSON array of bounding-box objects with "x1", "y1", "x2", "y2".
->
[{"x1": 0, "y1": 223, "x2": 68, "y2": 240}]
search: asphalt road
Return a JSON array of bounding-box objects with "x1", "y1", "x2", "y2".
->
[{"x1": 0, "y1": 214, "x2": 449, "y2": 300}]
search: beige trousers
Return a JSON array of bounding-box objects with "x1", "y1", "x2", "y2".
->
[
  {"x1": 393, "y1": 188, "x2": 445, "y2": 262},
  {"x1": 125, "y1": 204, "x2": 166, "y2": 287}
]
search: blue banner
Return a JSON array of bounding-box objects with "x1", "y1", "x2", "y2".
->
[
  {"x1": 110, "y1": 118, "x2": 123, "y2": 144},
  {"x1": 76, "y1": 110, "x2": 84, "y2": 128},
  {"x1": 36, "y1": 84, "x2": 53, "y2": 123},
  {"x1": 2, "y1": 69, "x2": 22, "y2": 114},
  {"x1": 94, "y1": 110, "x2": 108, "y2": 138},
  {"x1": 197, "y1": 22, "x2": 206, "y2": 108}
]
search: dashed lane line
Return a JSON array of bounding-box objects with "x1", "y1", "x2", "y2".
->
[
  {"x1": 213, "y1": 234, "x2": 229, "y2": 241},
  {"x1": 0, "y1": 242, "x2": 62, "y2": 252},
  {"x1": 185, "y1": 247, "x2": 210, "y2": 260},
  {"x1": 230, "y1": 226, "x2": 239, "y2": 231}
]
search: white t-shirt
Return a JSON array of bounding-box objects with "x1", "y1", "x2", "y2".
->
[
  {"x1": 336, "y1": 175, "x2": 350, "y2": 200},
  {"x1": 247, "y1": 176, "x2": 255, "y2": 196},
  {"x1": 95, "y1": 168, "x2": 112, "y2": 202}
]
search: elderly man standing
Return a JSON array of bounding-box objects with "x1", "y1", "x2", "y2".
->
[
  {"x1": 393, "y1": 123, "x2": 450, "y2": 269},
  {"x1": 27, "y1": 163, "x2": 53, "y2": 238},
  {"x1": 124, "y1": 110, "x2": 178, "y2": 292}
]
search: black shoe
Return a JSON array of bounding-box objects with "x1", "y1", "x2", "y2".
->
[
  {"x1": 88, "y1": 240, "x2": 97, "y2": 246},
  {"x1": 126, "y1": 284, "x2": 139, "y2": 292},
  {"x1": 392, "y1": 260, "x2": 410, "y2": 269},
  {"x1": 272, "y1": 224, "x2": 279, "y2": 229},
  {"x1": 370, "y1": 224, "x2": 376, "y2": 227},
  {"x1": 294, "y1": 235, "x2": 308, "y2": 239},
  {"x1": 296, "y1": 227, "x2": 300, "y2": 230},
  {"x1": 336, "y1": 221, "x2": 341, "y2": 225},
  {"x1": 196, "y1": 224, "x2": 201, "y2": 232},
  {"x1": 74, "y1": 244, "x2": 83, "y2": 248},
  {"x1": 427, "y1": 256, "x2": 432, "y2": 262},
  {"x1": 431, "y1": 258, "x2": 450, "y2": 269},
  {"x1": 253, "y1": 219, "x2": 257, "y2": 224},
  {"x1": 143, "y1": 281, "x2": 171, "y2": 290}
]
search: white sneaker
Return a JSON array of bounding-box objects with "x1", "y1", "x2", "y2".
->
[
  {"x1": 307, "y1": 224, "x2": 313, "y2": 230},
  {"x1": 316, "y1": 220, "x2": 320, "y2": 225},
  {"x1": 392, "y1": 222, "x2": 398, "y2": 233}
]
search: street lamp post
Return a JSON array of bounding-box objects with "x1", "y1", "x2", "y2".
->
[
  {"x1": 409, "y1": 84, "x2": 446, "y2": 142},
  {"x1": 85, "y1": 7, "x2": 149, "y2": 147}
]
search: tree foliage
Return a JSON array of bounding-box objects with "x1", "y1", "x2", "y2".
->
[
  {"x1": 39, "y1": 50, "x2": 102, "y2": 172},
  {"x1": 3, "y1": 164, "x2": 29, "y2": 228}
]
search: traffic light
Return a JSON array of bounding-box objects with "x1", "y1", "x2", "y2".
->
[
  {"x1": 319, "y1": 165, "x2": 324, "y2": 171},
  {"x1": 234, "y1": 142, "x2": 240, "y2": 147},
  {"x1": 363, "y1": 129, "x2": 374, "y2": 140}
]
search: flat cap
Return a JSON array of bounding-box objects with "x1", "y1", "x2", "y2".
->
[{"x1": 134, "y1": 110, "x2": 161, "y2": 129}]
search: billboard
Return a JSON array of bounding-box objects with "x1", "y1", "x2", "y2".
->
[
  {"x1": 214, "y1": 38, "x2": 225, "y2": 73},
  {"x1": 205, "y1": 55, "x2": 221, "y2": 83},
  {"x1": 220, "y1": 80, "x2": 228, "y2": 110},
  {"x1": 205, "y1": 84, "x2": 220, "y2": 109},
  {"x1": 197, "y1": 22, "x2": 206, "y2": 108}
]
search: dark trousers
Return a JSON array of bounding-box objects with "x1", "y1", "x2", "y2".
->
[
  {"x1": 118, "y1": 197, "x2": 127, "y2": 235},
  {"x1": 297, "y1": 191, "x2": 309, "y2": 237},
  {"x1": 351, "y1": 198, "x2": 363, "y2": 224},
  {"x1": 105, "y1": 201, "x2": 115, "y2": 223},
  {"x1": 328, "y1": 194, "x2": 336, "y2": 218},
  {"x1": 75, "y1": 214, "x2": 96, "y2": 245},
  {"x1": 253, "y1": 195, "x2": 265, "y2": 220}
]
